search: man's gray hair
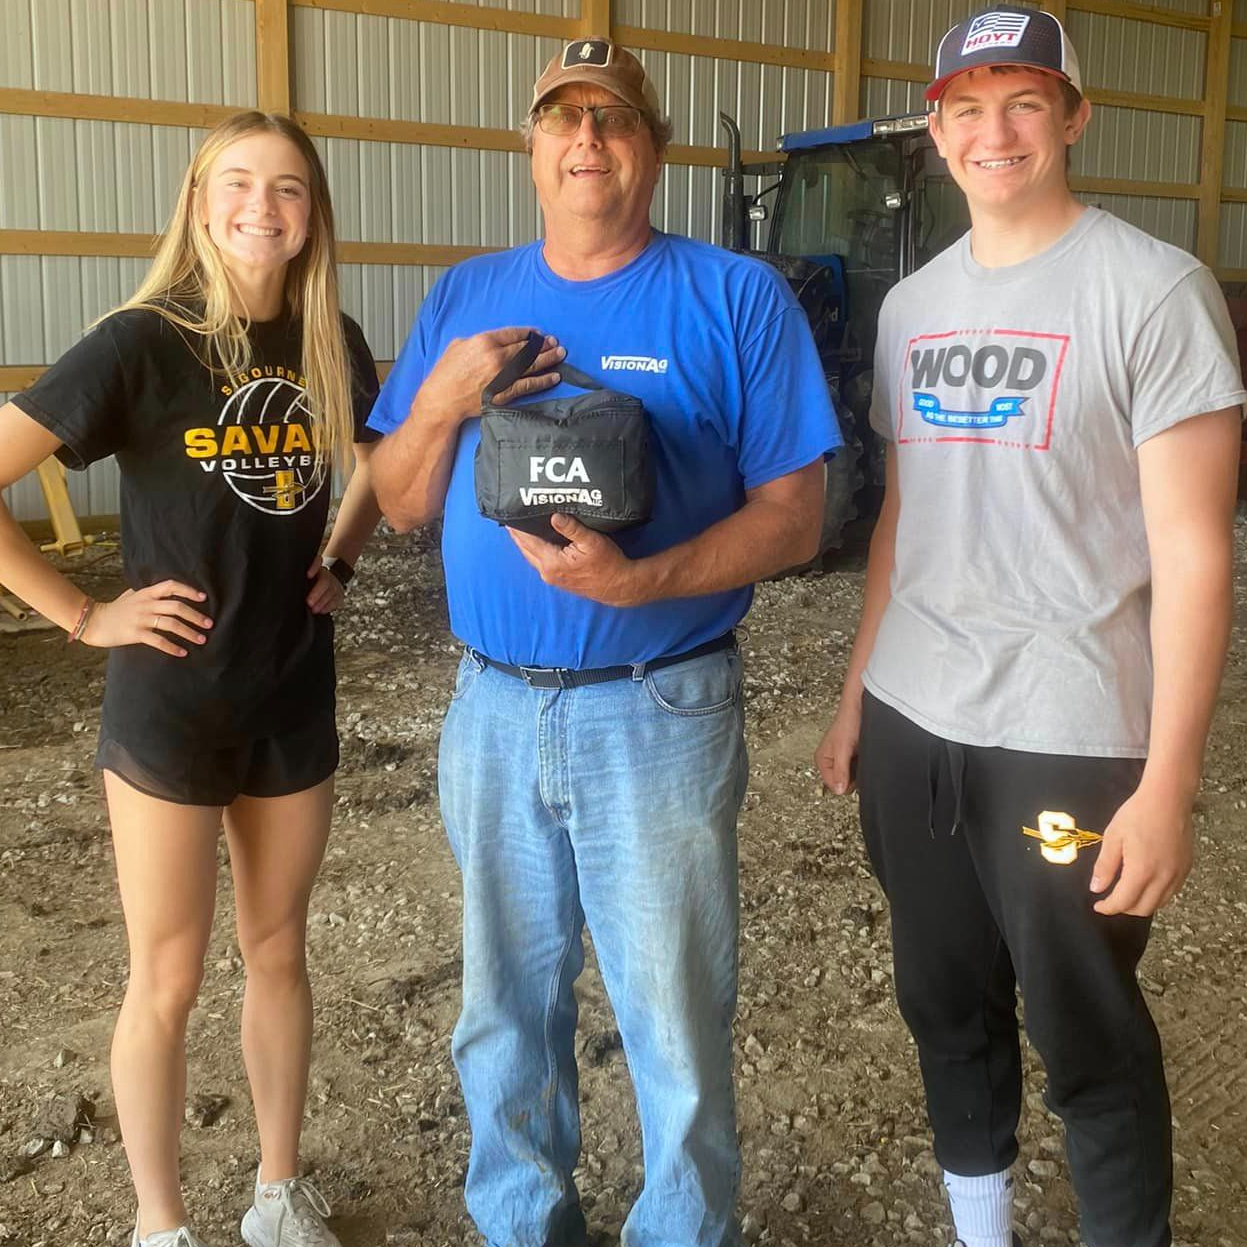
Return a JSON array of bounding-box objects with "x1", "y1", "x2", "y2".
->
[{"x1": 520, "y1": 107, "x2": 675, "y2": 157}]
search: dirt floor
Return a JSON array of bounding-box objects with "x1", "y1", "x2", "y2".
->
[{"x1": 1, "y1": 518, "x2": 1245, "y2": 1247}]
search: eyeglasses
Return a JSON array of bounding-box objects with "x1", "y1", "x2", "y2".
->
[{"x1": 535, "y1": 103, "x2": 645, "y2": 137}]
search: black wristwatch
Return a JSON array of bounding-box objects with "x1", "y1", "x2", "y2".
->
[{"x1": 323, "y1": 556, "x2": 355, "y2": 588}]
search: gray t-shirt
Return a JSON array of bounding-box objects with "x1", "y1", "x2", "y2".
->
[{"x1": 864, "y1": 208, "x2": 1246, "y2": 757}]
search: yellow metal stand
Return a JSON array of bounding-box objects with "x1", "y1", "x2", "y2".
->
[{"x1": 35, "y1": 457, "x2": 93, "y2": 557}]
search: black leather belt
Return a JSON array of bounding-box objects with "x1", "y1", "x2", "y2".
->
[{"x1": 468, "y1": 631, "x2": 736, "y2": 690}]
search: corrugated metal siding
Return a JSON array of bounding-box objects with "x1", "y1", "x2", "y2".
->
[
  {"x1": 1220, "y1": 204, "x2": 1247, "y2": 272},
  {"x1": 1225, "y1": 121, "x2": 1247, "y2": 191},
  {"x1": 1073, "y1": 106, "x2": 1200, "y2": 184},
  {"x1": 439, "y1": 0, "x2": 578, "y2": 12},
  {"x1": 0, "y1": 118, "x2": 201, "y2": 232},
  {"x1": 865, "y1": 0, "x2": 1040, "y2": 63},
  {"x1": 0, "y1": 0, "x2": 257, "y2": 105},
  {"x1": 1079, "y1": 194, "x2": 1198, "y2": 253},
  {"x1": 1066, "y1": 12, "x2": 1204, "y2": 100},
  {"x1": 1236, "y1": 0, "x2": 1247, "y2": 25},
  {"x1": 636, "y1": 48, "x2": 833, "y2": 150},
  {"x1": 861, "y1": 76, "x2": 925, "y2": 118},
  {"x1": 1230, "y1": 39, "x2": 1247, "y2": 110},
  {"x1": 614, "y1": 0, "x2": 834, "y2": 51}
]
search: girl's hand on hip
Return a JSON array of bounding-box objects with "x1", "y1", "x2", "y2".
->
[{"x1": 81, "y1": 580, "x2": 212, "y2": 657}]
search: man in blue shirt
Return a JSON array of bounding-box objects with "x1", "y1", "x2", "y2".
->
[{"x1": 369, "y1": 37, "x2": 840, "y2": 1247}]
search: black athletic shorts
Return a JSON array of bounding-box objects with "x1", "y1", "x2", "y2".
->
[{"x1": 95, "y1": 708, "x2": 339, "y2": 807}]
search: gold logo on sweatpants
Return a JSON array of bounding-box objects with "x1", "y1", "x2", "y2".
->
[{"x1": 1023, "y1": 810, "x2": 1103, "y2": 865}]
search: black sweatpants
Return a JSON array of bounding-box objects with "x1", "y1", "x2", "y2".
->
[{"x1": 857, "y1": 692, "x2": 1172, "y2": 1247}]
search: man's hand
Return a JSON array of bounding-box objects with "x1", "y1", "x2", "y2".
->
[
  {"x1": 1090, "y1": 786, "x2": 1195, "y2": 917},
  {"x1": 415, "y1": 327, "x2": 565, "y2": 423},
  {"x1": 507, "y1": 514, "x2": 649, "y2": 607},
  {"x1": 815, "y1": 701, "x2": 861, "y2": 795}
]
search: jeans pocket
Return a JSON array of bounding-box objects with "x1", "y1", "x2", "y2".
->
[
  {"x1": 643, "y1": 651, "x2": 741, "y2": 717},
  {"x1": 449, "y1": 651, "x2": 484, "y2": 702}
]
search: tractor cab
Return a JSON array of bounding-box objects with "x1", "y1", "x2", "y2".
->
[{"x1": 719, "y1": 111, "x2": 968, "y2": 551}]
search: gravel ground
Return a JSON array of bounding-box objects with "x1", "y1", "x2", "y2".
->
[{"x1": 1, "y1": 516, "x2": 1244, "y2": 1247}]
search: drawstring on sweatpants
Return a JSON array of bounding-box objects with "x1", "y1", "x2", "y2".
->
[{"x1": 926, "y1": 738, "x2": 969, "y2": 837}]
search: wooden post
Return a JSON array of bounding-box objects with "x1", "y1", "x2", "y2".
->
[
  {"x1": 833, "y1": 0, "x2": 863, "y2": 125},
  {"x1": 1046, "y1": 0, "x2": 1068, "y2": 25},
  {"x1": 1197, "y1": 0, "x2": 1232, "y2": 266},
  {"x1": 256, "y1": 0, "x2": 292, "y2": 115},
  {"x1": 582, "y1": 0, "x2": 612, "y2": 39}
]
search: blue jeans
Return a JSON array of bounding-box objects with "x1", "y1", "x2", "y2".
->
[{"x1": 438, "y1": 647, "x2": 749, "y2": 1247}]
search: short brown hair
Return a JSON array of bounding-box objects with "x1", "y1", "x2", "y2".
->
[{"x1": 935, "y1": 65, "x2": 1082, "y2": 118}]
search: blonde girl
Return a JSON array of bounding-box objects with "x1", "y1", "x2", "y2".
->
[{"x1": 0, "y1": 112, "x2": 382, "y2": 1247}]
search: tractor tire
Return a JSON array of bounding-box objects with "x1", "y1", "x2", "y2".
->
[{"x1": 819, "y1": 421, "x2": 866, "y2": 555}]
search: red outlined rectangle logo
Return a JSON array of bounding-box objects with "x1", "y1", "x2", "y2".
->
[{"x1": 897, "y1": 328, "x2": 1070, "y2": 451}]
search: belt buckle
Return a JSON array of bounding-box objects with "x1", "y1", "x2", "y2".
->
[{"x1": 519, "y1": 664, "x2": 568, "y2": 689}]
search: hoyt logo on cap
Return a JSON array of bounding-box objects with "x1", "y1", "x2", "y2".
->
[{"x1": 927, "y1": 4, "x2": 1082, "y2": 103}]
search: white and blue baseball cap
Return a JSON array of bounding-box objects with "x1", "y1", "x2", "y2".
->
[{"x1": 927, "y1": 5, "x2": 1082, "y2": 104}]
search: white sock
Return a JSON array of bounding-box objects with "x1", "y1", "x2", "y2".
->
[{"x1": 943, "y1": 1168, "x2": 1013, "y2": 1247}]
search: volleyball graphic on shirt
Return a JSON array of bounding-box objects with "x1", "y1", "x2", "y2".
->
[{"x1": 183, "y1": 373, "x2": 327, "y2": 515}]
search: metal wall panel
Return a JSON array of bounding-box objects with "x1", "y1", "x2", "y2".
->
[
  {"x1": 1, "y1": 0, "x2": 257, "y2": 105},
  {"x1": 439, "y1": 0, "x2": 578, "y2": 12},
  {"x1": 865, "y1": 0, "x2": 1041, "y2": 63},
  {"x1": 635, "y1": 47, "x2": 833, "y2": 150},
  {"x1": 1225, "y1": 121, "x2": 1247, "y2": 191},
  {"x1": 1236, "y1": 0, "x2": 1247, "y2": 25},
  {"x1": 1078, "y1": 193, "x2": 1198, "y2": 253},
  {"x1": 0, "y1": 118, "x2": 200, "y2": 232},
  {"x1": 1218, "y1": 203, "x2": 1247, "y2": 271},
  {"x1": 292, "y1": 9, "x2": 563, "y2": 128},
  {"x1": 1065, "y1": 12, "x2": 1204, "y2": 101},
  {"x1": 613, "y1": 0, "x2": 835, "y2": 52},
  {"x1": 861, "y1": 76, "x2": 925, "y2": 118},
  {"x1": 1073, "y1": 106, "x2": 1201, "y2": 184},
  {"x1": 1230, "y1": 39, "x2": 1247, "y2": 109}
]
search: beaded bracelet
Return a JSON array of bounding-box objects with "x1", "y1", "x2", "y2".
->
[{"x1": 67, "y1": 597, "x2": 96, "y2": 644}]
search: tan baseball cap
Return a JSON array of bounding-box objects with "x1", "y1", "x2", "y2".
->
[{"x1": 530, "y1": 37, "x2": 662, "y2": 117}]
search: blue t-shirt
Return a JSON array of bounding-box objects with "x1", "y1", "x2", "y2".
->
[{"x1": 369, "y1": 232, "x2": 840, "y2": 667}]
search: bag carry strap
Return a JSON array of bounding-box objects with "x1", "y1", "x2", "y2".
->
[{"x1": 481, "y1": 329, "x2": 602, "y2": 406}]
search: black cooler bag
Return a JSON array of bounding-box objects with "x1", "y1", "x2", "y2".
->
[{"x1": 474, "y1": 331, "x2": 655, "y2": 542}]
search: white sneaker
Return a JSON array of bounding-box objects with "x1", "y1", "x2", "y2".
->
[
  {"x1": 241, "y1": 1174, "x2": 341, "y2": 1247},
  {"x1": 131, "y1": 1228, "x2": 208, "y2": 1247}
]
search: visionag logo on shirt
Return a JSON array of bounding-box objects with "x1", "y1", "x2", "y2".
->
[
  {"x1": 182, "y1": 367, "x2": 327, "y2": 514},
  {"x1": 601, "y1": 354, "x2": 669, "y2": 374},
  {"x1": 897, "y1": 328, "x2": 1069, "y2": 450}
]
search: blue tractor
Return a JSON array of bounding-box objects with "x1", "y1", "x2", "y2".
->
[{"x1": 720, "y1": 112, "x2": 969, "y2": 553}]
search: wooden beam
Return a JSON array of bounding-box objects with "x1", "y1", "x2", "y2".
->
[
  {"x1": 833, "y1": 0, "x2": 864, "y2": 125},
  {"x1": 0, "y1": 87, "x2": 237, "y2": 128},
  {"x1": 581, "y1": 0, "x2": 612, "y2": 37},
  {"x1": 1233, "y1": 22, "x2": 1247, "y2": 38},
  {"x1": 1067, "y1": 0, "x2": 1210, "y2": 32},
  {"x1": 1085, "y1": 87, "x2": 1204, "y2": 117},
  {"x1": 256, "y1": 0, "x2": 292, "y2": 114},
  {"x1": 613, "y1": 25, "x2": 835, "y2": 74},
  {"x1": 1046, "y1": 0, "x2": 1068, "y2": 22},
  {"x1": 296, "y1": 111, "x2": 774, "y2": 165},
  {"x1": 0, "y1": 366, "x2": 47, "y2": 392},
  {"x1": 0, "y1": 229, "x2": 159, "y2": 258},
  {"x1": 858, "y1": 63, "x2": 1204, "y2": 118},
  {"x1": 292, "y1": 0, "x2": 576, "y2": 40},
  {"x1": 1222, "y1": 188, "x2": 1247, "y2": 204},
  {"x1": 1197, "y1": 0, "x2": 1234, "y2": 266},
  {"x1": 1071, "y1": 176, "x2": 1199, "y2": 200},
  {"x1": 1219, "y1": 267, "x2": 1247, "y2": 281},
  {"x1": 1229, "y1": 104, "x2": 1247, "y2": 123},
  {"x1": 338, "y1": 241, "x2": 497, "y2": 265}
]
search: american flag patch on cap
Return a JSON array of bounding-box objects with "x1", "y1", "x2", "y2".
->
[{"x1": 961, "y1": 11, "x2": 1031, "y2": 55}]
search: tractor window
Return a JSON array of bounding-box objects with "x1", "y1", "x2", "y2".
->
[{"x1": 772, "y1": 140, "x2": 903, "y2": 361}]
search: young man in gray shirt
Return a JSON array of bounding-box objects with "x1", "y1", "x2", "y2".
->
[{"x1": 816, "y1": 7, "x2": 1245, "y2": 1247}]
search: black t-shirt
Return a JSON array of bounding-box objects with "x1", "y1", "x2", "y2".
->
[{"x1": 13, "y1": 307, "x2": 380, "y2": 751}]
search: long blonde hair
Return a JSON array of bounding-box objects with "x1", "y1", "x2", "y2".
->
[{"x1": 107, "y1": 111, "x2": 354, "y2": 469}]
